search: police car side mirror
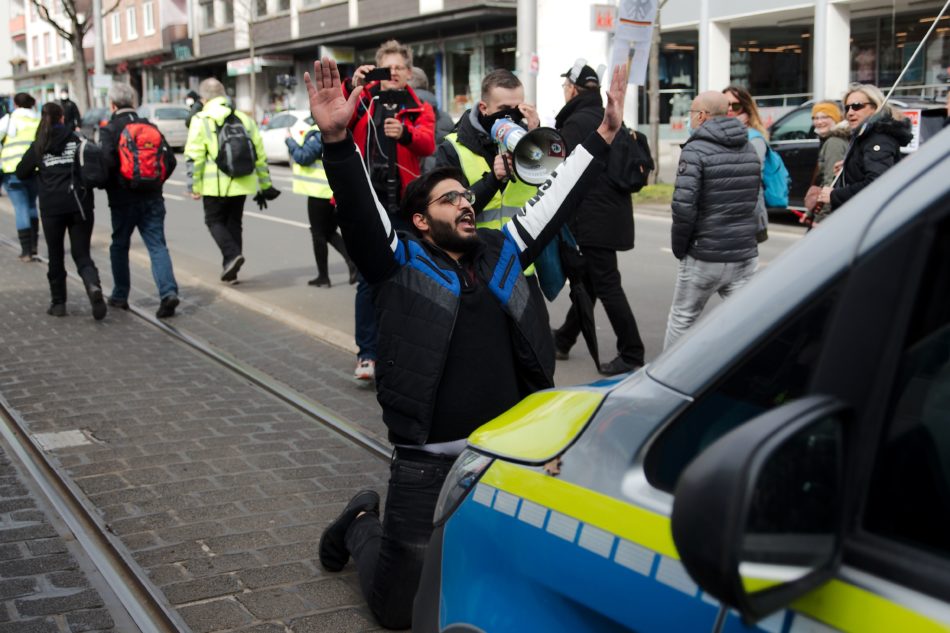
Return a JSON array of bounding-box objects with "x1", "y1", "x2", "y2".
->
[{"x1": 671, "y1": 396, "x2": 847, "y2": 623}]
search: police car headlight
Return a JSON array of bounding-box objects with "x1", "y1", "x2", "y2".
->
[{"x1": 433, "y1": 449, "x2": 494, "y2": 527}]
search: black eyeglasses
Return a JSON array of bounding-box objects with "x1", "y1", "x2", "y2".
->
[
  {"x1": 844, "y1": 102, "x2": 873, "y2": 112},
  {"x1": 428, "y1": 190, "x2": 475, "y2": 207},
  {"x1": 727, "y1": 102, "x2": 743, "y2": 113}
]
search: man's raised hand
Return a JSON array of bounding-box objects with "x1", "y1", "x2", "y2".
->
[
  {"x1": 597, "y1": 63, "x2": 628, "y2": 145},
  {"x1": 304, "y1": 57, "x2": 362, "y2": 143}
]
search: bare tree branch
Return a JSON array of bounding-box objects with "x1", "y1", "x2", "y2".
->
[
  {"x1": 103, "y1": 0, "x2": 122, "y2": 16},
  {"x1": 29, "y1": 0, "x2": 72, "y2": 40}
]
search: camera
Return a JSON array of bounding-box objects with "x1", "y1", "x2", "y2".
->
[{"x1": 365, "y1": 67, "x2": 392, "y2": 83}]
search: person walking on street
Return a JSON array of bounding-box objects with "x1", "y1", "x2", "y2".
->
[
  {"x1": 723, "y1": 85, "x2": 771, "y2": 242},
  {"x1": 344, "y1": 40, "x2": 436, "y2": 381},
  {"x1": 286, "y1": 121, "x2": 356, "y2": 287},
  {"x1": 305, "y1": 56, "x2": 628, "y2": 631},
  {"x1": 58, "y1": 89, "x2": 81, "y2": 131},
  {"x1": 99, "y1": 82, "x2": 181, "y2": 318},
  {"x1": 15, "y1": 102, "x2": 106, "y2": 320},
  {"x1": 664, "y1": 91, "x2": 760, "y2": 349},
  {"x1": 184, "y1": 90, "x2": 202, "y2": 129},
  {"x1": 552, "y1": 61, "x2": 646, "y2": 376},
  {"x1": 0, "y1": 93, "x2": 41, "y2": 261},
  {"x1": 817, "y1": 83, "x2": 912, "y2": 212},
  {"x1": 185, "y1": 78, "x2": 276, "y2": 284}
]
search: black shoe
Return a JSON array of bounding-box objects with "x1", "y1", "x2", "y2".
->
[
  {"x1": 598, "y1": 357, "x2": 642, "y2": 377},
  {"x1": 87, "y1": 285, "x2": 107, "y2": 321},
  {"x1": 552, "y1": 329, "x2": 570, "y2": 361},
  {"x1": 107, "y1": 297, "x2": 130, "y2": 310},
  {"x1": 156, "y1": 294, "x2": 180, "y2": 318},
  {"x1": 308, "y1": 276, "x2": 331, "y2": 288},
  {"x1": 221, "y1": 255, "x2": 245, "y2": 282},
  {"x1": 319, "y1": 490, "x2": 380, "y2": 572},
  {"x1": 46, "y1": 303, "x2": 66, "y2": 317}
]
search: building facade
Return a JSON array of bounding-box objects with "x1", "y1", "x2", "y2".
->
[{"x1": 13, "y1": 0, "x2": 79, "y2": 106}]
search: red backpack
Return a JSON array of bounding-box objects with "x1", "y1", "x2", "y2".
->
[{"x1": 117, "y1": 120, "x2": 172, "y2": 190}]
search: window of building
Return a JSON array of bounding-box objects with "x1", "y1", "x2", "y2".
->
[
  {"x1": 43, "y1": 32, "x2": 51, "y2": 63},
  {"x1": 730, "y1": 27, "x2": 812, "y2": 102},
  {"x1": 58, "y1": 35, "x2": 68, "y2": 60},
  {"x1": 200, "y1": 1, "x2": 214, "y2": 30},
  {"x1": 143, "y1": 1, "x2": 155, "y2": 35},
  {"x1": 255, "y1": 0, "x2": 267, "y2": 18},
  {"x1": 222, "y1": 1, "x2": 234, "y2": 26},
  {"x1": 111, "y1": 11, "x2": 122, "y2": 43},
  {"x1": 31, "y1": 35, "x2": 39, "y2": 65},
  {"x1": 277, "y1": 0, "x2": 290, "y2": 11},
  {"x1": 127, "y1": 6, "x2": 138, "y2": 39}
]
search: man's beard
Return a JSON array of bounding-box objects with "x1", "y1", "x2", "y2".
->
[{"x1": 428, "y1": 215, "x2": 479, "y2": 254}]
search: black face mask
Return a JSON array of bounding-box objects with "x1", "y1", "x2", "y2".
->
[{"x1": 478, "y1": 107, "x2": 525, "y2": 133}]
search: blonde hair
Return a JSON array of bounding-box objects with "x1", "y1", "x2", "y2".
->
[
  {"x1": 375, "y1": 40, "x2": 412, "y2": 67},
  {"x1": 844, "y1": 82, "x2": 891, "y2": 116}
]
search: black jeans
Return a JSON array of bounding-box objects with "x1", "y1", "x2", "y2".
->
[
  {"x1": 345, "y1": 448, "x2": 454, "y2": 630},
  {"x1": 202, "y1": 195, "x2": 246, "y2": 266},
  {"x1": 555, "y1": 245, "x2": 645, "y2": 365},
  {"x1": 307, "y1": 197, "x2": 348, "y2": 278},
  {"x1": 41, "y1": 210, "x2": 100, "y2": 305}
]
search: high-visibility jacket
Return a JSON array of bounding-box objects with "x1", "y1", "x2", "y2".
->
[
  {"x1": 0, "y1": 109, "x2": 40, "y2": 174},
  {"x1": 290, "y1": 125, "x2": 332, "y2": 199},
  {"x1": 444, "y1": 132, "x2": 537, "y2": 230},
  {"x1": 184, "y1": 96, "x2": 272, "y2": 197}
]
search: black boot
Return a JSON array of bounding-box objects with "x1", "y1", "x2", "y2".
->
[
  {"x1": 79, "y1": 269, "x2": 107, "y2": 321},
  {"x1": 49, "y1": 277, "x2": 67, "y2": 314},
  {"x1": 30, "y1": 218, "x2": 39, "y2": 257},
  {"x1": 330, "y1": 233, "x2": 357, "y2": 285},
  {"x1": 17, "y1": 230, "x2": 32, "y2": 262}
]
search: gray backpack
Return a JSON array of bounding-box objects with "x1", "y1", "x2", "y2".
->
[{"x1": 214, "y1": 108, "x2": 256, "y2": 178}]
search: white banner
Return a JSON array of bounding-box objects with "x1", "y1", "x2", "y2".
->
[{"x1": 612, "y1": 0, "x2": 657, "y2": 85}]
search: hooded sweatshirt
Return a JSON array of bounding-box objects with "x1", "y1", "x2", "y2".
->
[{"x1": 15, "y1": 125, "x2": 93, "y2": 217}]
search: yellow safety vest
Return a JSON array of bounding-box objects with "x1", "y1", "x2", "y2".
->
[
  {"x1": 291, "y1": 125, "x2": 332, "y2": 199},
  {"x1": 446, "y1": 132, "x2": 538, "y2": 274},
  {"x1": 1, "y1": 110, "x2": 40, "y2": 174}
]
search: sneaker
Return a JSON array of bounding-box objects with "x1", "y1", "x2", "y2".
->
[
  {"x1": 156, "y1": 294, "x2": 180, "y2": 319},
  {"x1": 354, "y1": 358, "x2": 376, "y2": 381},
  {"x1": 107, "y1": 297, "x2": 130, "y2": 310},
  {"x1": 46, "y1": 303, "x2": 66, "y2": 317},
  {"x1": 552, "y1": 329, "x2": 570, "y2": 361},
  {"x1": 598, "y1": 356, "x2": 642, "y2": 377},
  {"x1": 221, "y1": 255, "x2": 245, "y2": 282},
  {"x1": 87, "y1": 285, "x2": 107, "y2": 321},
  {"x1": 308, "y1": 275, "x2": 331, "y2": 287},
  {"x1": 318, "y1": 490, "x2": 380, "y2": 572}
]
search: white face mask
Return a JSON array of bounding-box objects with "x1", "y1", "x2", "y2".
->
[
  {"x1": 60, "y1": 93, "x2": 69, "y2": 100},
  {"x1": 185, "y1": 97, "x2": 195, "y2": 106}
]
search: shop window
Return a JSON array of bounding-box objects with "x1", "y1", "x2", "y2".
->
[{"x1": 730, "y1": 27, "x2": 811, "y2": 98}]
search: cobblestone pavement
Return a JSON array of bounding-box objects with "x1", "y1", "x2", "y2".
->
[{"x1": 0, "y1": 249, "x2": 392, "y2": 632}]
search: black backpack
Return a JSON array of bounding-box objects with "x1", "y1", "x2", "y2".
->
[
  {"x1": 75, "y1": 134, "x2": 109, "y2": 189},
  {"x1": 215, "y1": 108, "x2": 257, "y2": 178},
  {"x1": 605, "y1": 125, "x2": 654, "y2": 194}
]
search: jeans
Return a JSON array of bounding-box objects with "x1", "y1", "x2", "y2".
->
[
  {"x1": 355, "y1": 273, "x2": 378, "y2": 361},
  {"x1": 41, "y1": 211, "x2": 100, "y2": 304},
  {"x1": 202, "y1": 195, "x2": 246, "y2": 266},
  {"x1": 3, "y1": 173, "x2": 39, "y2": 230},
  {"x1": 664, "y1": 255, "x2": 758, "y2": 350},
  {"x1": 554, "y1": 246, "x2": 645, "y2": 365},
  {"x1": 109, "y1": 197, "x2": 179, "y2": 301},
  {"x1": 345, "y1": 448, "x2": 454, "y2": 630}
]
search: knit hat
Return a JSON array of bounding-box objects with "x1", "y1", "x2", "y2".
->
[
  {"x1": 562, "y1": 60, "x2": 600, "y2": 87},
  {"x1": 811, "y1": 102, "x2": 843, "y2": 123}
]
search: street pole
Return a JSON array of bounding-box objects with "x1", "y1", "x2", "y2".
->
[
  {"x1": 249, "y1": 26, "x2": 256, "y2": 120},
  {"x1": 93, "y1": 0, "x2": 105, "y2": 107},
  {"x1": 516, "y1": 0, "x2": 536, "y2": 105}
]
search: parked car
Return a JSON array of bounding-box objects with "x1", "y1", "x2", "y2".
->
[
  {"x1": 768, "y1": 97, "x2": 947, "y2": 210},
  {"x1": 259, "y1": 109, "x2": 312, "y2": 163},
  {"x1": 79, "y1": 107, "x2": 110, "y2": 143},
  {"x1": 136, "y1": 103, "x2": 190, "y2": 150},
  {"x1": 416, "y1": 127, "x2": 950, "y2": 632}
]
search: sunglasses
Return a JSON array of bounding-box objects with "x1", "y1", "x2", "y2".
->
[
  {"x1": 844, "y1": 102, "x2": 873, "y2": 113},
  {"x1": 727, "y1": 102, "x2": 743, "y2": 113},
  {"x1": 428, "y1": 190, "x2": 475, "y2": 207}
]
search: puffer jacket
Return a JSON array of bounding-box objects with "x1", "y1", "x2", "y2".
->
[
  {"x1": 15, "y1": 126, "x2": 93, "y2": 218},
  {"x1": 556, "y1": 89, "x2": 634, "y2": 251},
  {"x1": 830, "y1": 114, "x2": 912, "y2": 210},
  {"x1": 671, "y1": 116, "x2": 760, "y2": 262}
]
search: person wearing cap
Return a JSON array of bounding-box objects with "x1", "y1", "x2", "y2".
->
[
  {"x1": 0, "y1": 93, "x2": 41, "y2": 261},
  {"x1": 551, "y1": 60, "x2": 646, "y2": 376}
]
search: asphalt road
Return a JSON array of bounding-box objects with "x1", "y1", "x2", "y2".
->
[{"x1": 0, "y1": 158, "x2": 806, "y2": 388}]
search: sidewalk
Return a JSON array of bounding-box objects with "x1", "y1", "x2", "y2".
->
[{"x1": 0, "y1": 248, "x2": 389, "y2": 632}]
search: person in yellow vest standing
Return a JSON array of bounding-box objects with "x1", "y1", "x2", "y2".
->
[
  {"x1": 286, "y1": 122, "x2": 356, "y2": 287},
  {"x1": 0, "y1": 93, "x2": 41, "y2": 261},
  {"x1": 185, "y1": 78, "x2": 277, "y2": 284},
  {"x1": 434, "y1": 69, "x2": 540, "y2": 232}
]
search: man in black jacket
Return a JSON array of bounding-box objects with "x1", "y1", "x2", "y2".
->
[
  {"x1": 551, "y1": 61, "x2": 645, "y2": 375},
  {"x1": 99, "y1": 82, "x2": 180, "y2": 318},
  {"x1": 58, "y1": 89, "x2": 81, "y2": 131},
  {"x1": 664, "y1": 90, "x2": 760, "y2": 349},
  {"x1": 305, "y1": 57, "x2": 626, "y2": 630}
]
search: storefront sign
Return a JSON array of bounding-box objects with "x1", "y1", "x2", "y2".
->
[
  {"x1": 319, "y1": 46, "x2": 355, "y2": 64},
  {"x1": 591, "y1": 4, "x2": 616, "y2": 31},
  {"x1": 92, "y1": 74, "x2": 112, "y2": 89},
  {"x1": 227, "y1": 55, "x2": 293, "y2": 76},
  {"x1": 172, "y1": 39, "x2": 193, "y2": 61}
]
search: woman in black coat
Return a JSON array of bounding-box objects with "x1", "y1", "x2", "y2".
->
[
  {"x1": 818, "y1": 83, "x2": 913, "y2": 211},
  {"x1": 15, "y1": 102, "x2": 106, "y2": 319}
]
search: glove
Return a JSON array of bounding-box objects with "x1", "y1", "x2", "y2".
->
[{"x1": 253, "y1": 191, "x2": 268, "y2": 211}]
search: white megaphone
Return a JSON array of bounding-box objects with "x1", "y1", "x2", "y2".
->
[{"x1": 490, "y1": 119, "x2": 567, "y2": 186}]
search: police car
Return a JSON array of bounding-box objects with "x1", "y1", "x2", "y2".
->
[{"x1": 414, "y1": 125, "x2": 950, "y2": 632}]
